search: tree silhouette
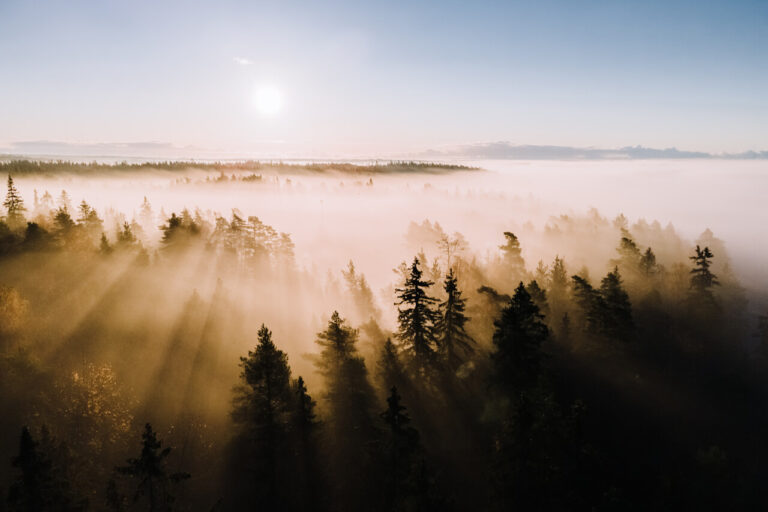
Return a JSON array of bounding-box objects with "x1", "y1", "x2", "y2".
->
[
  {"x1": 3, "y1": 175, "x2": 26, "y2": 230},
  {"x1": 116, "y1": 423, "x2": 189, "y2": 512},
  {"x1": 492, "y1": 282, "x2": 549, "y2": 393},
  {"x1": 395, "y1": 257, "x2": 440, "y2": 375},
  {"x1": 499, "y1": 232, "x2": 526, "y2": 282},
  {"x1": 689, "y1": 245, "x2": 719, "y2": 309},
  {"x1": 314, "y1": 311, "x2": 380, "y2": 511},
  {"x1": 598, "y1": 268, "x2": 634, "y2": 341},
  {"x1": 525, "y1": 280, "x2": 550, "y2": 318},
  {"x1": 231, "y1": 324, "x2": 292, "y2": 508},
  {"x1": 289, "y1": 376, "x2": 322, "y2": 511},
  {"x1": 435, "y1": 268, "x2": 475, "y2": 373},
  {"x1": 7, "y1": 426, "x2": 81, "y2": 512},
  {"x1": 380, "y1": 386, "x2": 424, "y2": 511}
]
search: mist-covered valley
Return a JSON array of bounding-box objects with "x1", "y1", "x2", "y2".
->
[{"x1": 1, "y1": 158, "x2": 767, "y2": 511}]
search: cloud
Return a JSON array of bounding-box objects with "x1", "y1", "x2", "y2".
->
[
  {"x1": 233, "y1": 56, "x2": 253, "y2": 66},
  {"x1": 420, "y1": 141, "x2": 768, "y2": 160}
]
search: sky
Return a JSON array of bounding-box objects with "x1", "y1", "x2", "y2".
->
[{"x1": 0, "y1": 0, "x2": 766, "y2": 158}]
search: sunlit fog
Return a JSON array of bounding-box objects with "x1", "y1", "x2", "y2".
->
[{"x1": 2, "y1": 0, "x2": 767, "y2": 510}]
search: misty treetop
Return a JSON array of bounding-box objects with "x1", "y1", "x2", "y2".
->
[{"x1": 0, "y1": 169, "x2": 766, "y2": 510}]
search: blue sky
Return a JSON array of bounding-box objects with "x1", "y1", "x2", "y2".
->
[{"x1": 0, "y1": 0, "x2": 765, "y2": 157}]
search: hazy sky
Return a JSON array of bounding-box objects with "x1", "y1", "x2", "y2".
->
[{"x1": 0, "y1": 0, "x2": 766, "y2": 157}]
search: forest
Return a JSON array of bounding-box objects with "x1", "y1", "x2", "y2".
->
[{"x1": 0, "y1": 162, "x2": 767, "y2": 512}]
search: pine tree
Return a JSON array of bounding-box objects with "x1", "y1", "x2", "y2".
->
[
  {"x1": 100, "y1": 233, "x2": 113, "y2": 255},
  {"x1": 395, "y1": 257, "x2": 440, "y2": 374},
  {"x1": 3, "y1": 175, "x2": 26, "y2": 230},
  {"x1": 435, "y1": 268, "x2": 476, "y2": 373},
  {"x1": 8, "y1": 427, "x2": 57, "y2": 511},
  {"x1": 689, "y1": 245, "x2": 719, "y2": 309},
  {"x1": 492, "y1": 283, "x2": 549, "y2": 392},
  {"x1": 548, "y1": 256, "x2": 569, "y2": 329},
  {"x1": 289, "y1": 376, "x2": 322, "y2": 511},
  {"x1": 116, "y1": 423, "x2": 190, "y2": 512},
  {"x1": 499, "y1": 232, "x2": 526, "y2": 278},
  {"x1": 598, "y1": 268, "x2": 634, "y2": 341},
  {"x1": 231, "y1": 325, "x2": 292, "y2": 507},
  {"x1": 380, "y1": 386, "x2": 422, "y2": 511},
  {"x1": 639, "y1": 247, "x2": 659, "y2": 277},
  {"x1": 525, "y1": 280, "x2": 550, "y2": 318},
  {"x1": 313, "y1": 311, "x2": 380, "y2": 510},
  {"x1": 571, "y1": 275, "x2": 602, "y2": 336},
  {"x1": 117, "y1": 222, "x2": 137, "y2": 246}
]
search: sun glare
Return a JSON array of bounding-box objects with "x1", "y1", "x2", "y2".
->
[{"x1": 252, "y1": 85, "x2": 283, "y2": 116}]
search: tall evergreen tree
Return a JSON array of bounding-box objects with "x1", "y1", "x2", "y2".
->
[
  {"x1": 3, "y1": 175, "x2": 26, "y2": 230},
  {"x1": 116, "y1": 423, "x2": 189, "y2": 512},
  {"x1": 499, "y1": 232, "x2": 526, "y2": 281},
  {"x1": 289, "y1": 376, "x2": 322, "y2": 511},
  {"x1": 570, "y1": 275, "x2": 602, "y2": 336},
  {"x1": 231, "y1": 325, "x2": 292, "y2": 508},
  {"x1": 639, "y1": 247, "x2": 659, "y2": 277},
  {"x1": 7, "y1": 427, "x2": 81, "y2": 512},
  {"x1": 689, "y1": 245, "x2": 719, "y2": 309},
  {"x1": 314, "y1": 311, "x2": 380, "y2": 511},
  {"x1": 380, "y1": 386, "x2": 427, "y2": 511},
  {"x1": 598, "y1": 268, "x2": 634, "y2": 341},
  {"x1": 435, "y1": 268, "x2": 476, "y2": 373},
  {"x1": 525, "y1": 280, "x2": 550, "y2": 318},
  {"x1": 395, "y1": 257, "x2": 440, "y2": 374},
  {"x1": 492, "y1": 283, "x2": 549, "y2": 393},
  {"x1": 376, "y1": 338, "x2": 409, "y2": 395}
]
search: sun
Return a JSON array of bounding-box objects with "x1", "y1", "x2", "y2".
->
[{"x1": 252, "y1": 85, "x2": 283, "y2": 116}]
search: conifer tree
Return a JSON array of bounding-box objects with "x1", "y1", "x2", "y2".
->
[
  {"x1": 548, "y1": 256, "x2": 570, "y2": 329},
  {"x1": 99, "y1": 234, "x2": 112, "y2": 255},
  {"x1": 117, "y1": 222, "x2": 137, "y2": 246},
  {"x1": 525, "y1": 280, "x2": 550, "y2": 318},
  {"x1": 7, "y1": 427, "x2": 71, "y2": 511},
  {"x1": 313, "y1": 311, "x2": 380, "y2": 510},
  {"x1": 3, "y1": 175, "x2": 26, "y2": 230},
  {"x1": 116, "y1": 423, "x2": 189, "y2": 512},
  {"x1": 499, "y1": 232, "x2": 526, "y2": 281},
  {"x1": 435, "y1": 268, "x2": 476, "y2": 373},
  {"x1": 289, "y1": 376, "x2": 322, "y2": 511},
  {"x1": 689, "y1": 245, "x2": 719, "y2": 309},
  {"x1": 395, "y1": 257, "x2": 440, "y2": 374},
  {"x1": 598, "y1": 268, "x2": 634, "y2": 341},
  {"x1": 231, "y1": 325, "x2": 292, "y2": 507},
  {"x1": 570, "y1": 275, "x2": 602, "y2": 336},
  {"x1": 639, "y1": 247, "x2": 659, "y2": 277},
  {"x1": 380, "y1": 386, "x2": 423, "y2": 511},
  {"x1": 492, "y1": 283, "x2": 549, "y2": 392},
  {"x1": 376, "y1": 338, "x2": 409, "y2": 394}
]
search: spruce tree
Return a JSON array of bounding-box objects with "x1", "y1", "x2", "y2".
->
[
  {"x1": 289, "y1": 376, "x2": 322, "y2": 511},
  {"x1": 639, "y1": 247, "x2": 659, "y2": 277},
  {"x1": 395, "y1": 257, "x2": 440, "y2": 374},
  {"x1": 492, "y1": 283, "x2": 549, "y2": 392},
  {"x1": 525, "y1": 280, "x2": 550, "y2": 318},
  {"x1": 435, "y1": 268, "x2": 476, "y2": 373},
  {"x1": 116, "y1": 423, "x2": 190, "y2": 512},
  {"x1": 380, "y1": 386, "x2": 422, "y2": 511},
  {"x1": 231, "y1": 325, "x2": 292, "y2": 507},
  {"x1": 313, "y1": 311, "x2": 380, "y2": 510},
  {"x1": 3, "y1": 175, "x2": 26, "y2": 230},
  {"x1": 571, "y1": 275, "x2": 602, "y2": 336},
  {"x1": 689, "y1": 245, "x2": 719, "y2": 309},
  {"x1": 598, "y1": 268, "x2": 634, "y2": 341}
]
